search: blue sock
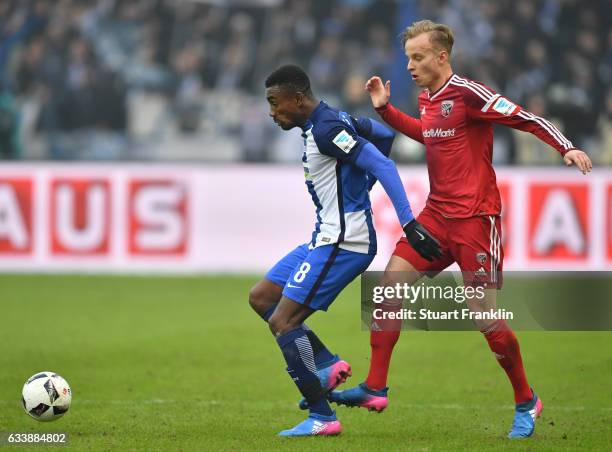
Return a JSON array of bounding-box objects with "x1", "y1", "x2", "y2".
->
[
  {"x1": 276, "y1": 328, "x2": 334, "y2": 417},
  {"x1": 262, "y1": 304, "x2": 335, "y2": 369}
]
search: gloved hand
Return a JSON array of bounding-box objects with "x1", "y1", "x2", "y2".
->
[{"x1": 403, "y1": 220, "x2": 442, "y2": 262}]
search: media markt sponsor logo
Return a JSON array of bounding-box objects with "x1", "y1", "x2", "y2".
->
[{"x1": 423, "y1": 128, "x2": 456, "y2": 138}]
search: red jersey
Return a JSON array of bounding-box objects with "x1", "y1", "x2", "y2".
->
[{"x1": 375, "y1": 74, "x2": 576, "y2": 218}]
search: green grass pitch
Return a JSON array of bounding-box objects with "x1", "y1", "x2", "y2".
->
[{"x1": 0, "y1": 275, "x2": 610, "y2": 451}]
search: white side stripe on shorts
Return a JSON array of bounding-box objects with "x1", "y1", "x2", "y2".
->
[{"x1": 488, "y1": 216, "x2": 500, "y2": 284}]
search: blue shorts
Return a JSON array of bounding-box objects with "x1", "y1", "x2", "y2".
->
[{"x1": 265, "y1": 244, "x2": 374, "y2": 311}]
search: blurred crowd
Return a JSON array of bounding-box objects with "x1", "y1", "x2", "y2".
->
[{"x1": 0, "y1": 0, "x2": 610, "y2": 164}]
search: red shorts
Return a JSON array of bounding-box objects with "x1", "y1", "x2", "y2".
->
[{"x1": 394, "y1": 207, "x2": 503, "y2": 288}]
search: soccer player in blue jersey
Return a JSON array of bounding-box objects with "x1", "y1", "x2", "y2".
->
[{"x1": 248, "y1": 64, "x2": 441, "y2": 437}]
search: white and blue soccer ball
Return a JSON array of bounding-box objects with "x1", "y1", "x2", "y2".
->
[{"x1": 22, "y1": 372, "x2": 71, "y2": 421}]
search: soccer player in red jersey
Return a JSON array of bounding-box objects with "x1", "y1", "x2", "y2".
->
[{"x1": 330, "y1": 20, "x2": 592, "y2": 439}]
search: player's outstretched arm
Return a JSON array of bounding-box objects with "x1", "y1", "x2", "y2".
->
[
  {"x1": 365, "y1": 76, "x2": 423, "y2": 143},
  {"x1": 354, "y1": 143, "x2": 442, "y2": 261},
  {"x1": 460, "y1": 85, "x2": 592, "y2": 174}
]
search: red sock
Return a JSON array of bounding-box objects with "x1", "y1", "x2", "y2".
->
[
  {"x1": 366, "y1": 303, "x2": 402, "y2": 390},
  {"x1": 365, "y1": 330, "x2": 400, "y2": 390},
  {"x1": 482, "y1": 320, "x2": 533, "y2": 404}
]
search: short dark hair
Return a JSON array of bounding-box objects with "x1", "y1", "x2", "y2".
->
[{"x1": 265, "y1": 64, "x2": 312, "y2": 95}]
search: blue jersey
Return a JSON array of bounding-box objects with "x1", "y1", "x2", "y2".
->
[{"x1": 301, "y1": 101, "x2": 381, "y2": 255}]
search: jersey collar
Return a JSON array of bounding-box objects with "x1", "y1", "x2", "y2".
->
[
  {"x1": 428, "y1": 74, "x2": 455, "y2": 101},
  {"x1": 302, "y1": 101, "x2": 326, "y2": 131}
]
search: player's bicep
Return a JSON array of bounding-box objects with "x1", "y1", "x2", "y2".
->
[{"x1": 314, "y1": 126, "x2": 366, "y2": 162}]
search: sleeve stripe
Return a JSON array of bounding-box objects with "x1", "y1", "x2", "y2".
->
[
  {"x1": 539, "y1": 115, "x2": 574, "y2": 149},
  {"x1": 518, "y1": 111, "x2": 574, "y2": 150},
  {"x1": 450, "y1": 79, "x2": 491, "y2": 102},
  {"x1": 453, "y1": 75, "x2": 495, "y2": 96},
  {"x1": 481, "y1": 94, "x2": 501, "y2": 112},
  {"x1": 452, "y1": 75, "x2": 495, "y2": 98},
  {"x1": 518, "y1": 111, "x2": 571, "y2": 149},
  {"x1": 517, "y1": 111, "x2": 574, "y2": 150}
]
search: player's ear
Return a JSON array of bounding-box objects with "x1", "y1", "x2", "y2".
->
[
  {"x1": 439, "y1": 49, "x2": 449, "y2": 65},
  {"x1": 295, "y1": 91, "x2": 305, "y2": 106}
]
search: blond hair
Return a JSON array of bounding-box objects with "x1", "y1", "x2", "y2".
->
[{"x1": 400, "y1": 20, "x2": 454, "y2": 55}]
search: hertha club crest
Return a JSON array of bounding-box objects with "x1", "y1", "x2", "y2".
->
[
  {"x1": 441, "y1": 100, "x2": 454, "y2": 118},
  {"x1": 476, "y1": 252, "x2": 487, "y2": 265}
]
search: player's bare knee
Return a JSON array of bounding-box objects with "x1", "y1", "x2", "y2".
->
[
  {"x1": 383, "y1": 256, "x2": 423, "y2": 286},
  {"x1": 379, "y1": 273, "x2": 401, "y2": 291},
  {"x1": 249, "y1": 280, "x2": 282, "y2": 315},
  {"x1": 248, "y1": 282, "x2": 270, "y2": 314}
]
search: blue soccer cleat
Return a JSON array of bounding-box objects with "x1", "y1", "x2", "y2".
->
[
  {"x1": 298, "y1": 356, "x2": 351, "y2": 410},
  {"x1": 278, "y1": 413, "x2": 342, "y2": 437},
  {"x1": 328, "y1": 382, "x2": 389, "y2": 412},
  {"x1": 508, "y1": 391, "x2": 543, "y2": 439}
]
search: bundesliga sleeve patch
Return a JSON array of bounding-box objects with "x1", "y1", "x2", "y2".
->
[
  {"x1": 332, "y1": 130, "x2": 357, "y2": 153},
  {"x1": 491, "y1": 97, "x2": 519, "y2": 116}
]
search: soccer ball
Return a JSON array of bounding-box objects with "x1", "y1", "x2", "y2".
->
[{"x1": 22, "y1": 372, "x2": 71, "y2": 421}]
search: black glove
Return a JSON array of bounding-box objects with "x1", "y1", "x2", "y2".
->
[{"x1": 403, "y1": 220, "x2": 442, "y2": 262}]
